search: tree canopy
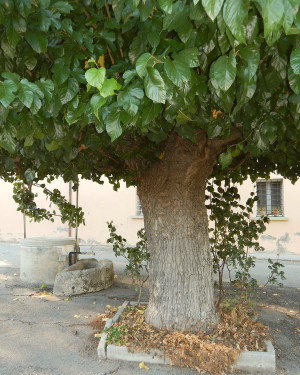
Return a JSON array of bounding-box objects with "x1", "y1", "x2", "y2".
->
[
  {"x1": 0, "y1": 0, "x2": 299, "y2": 191},
  {"x1": 1, "y1": 0, "x2": 300, "y2": 332}
]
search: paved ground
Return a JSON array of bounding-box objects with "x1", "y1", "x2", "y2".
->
[{"x1": 0, "y1": 242, "x2": 299, "y2": 375}]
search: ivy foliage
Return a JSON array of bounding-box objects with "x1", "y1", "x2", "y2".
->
[{"x1": 0, "y1": 0, "x2": 300, "y2": 218}]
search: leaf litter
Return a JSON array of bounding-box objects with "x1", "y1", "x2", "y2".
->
[{"x1": 92, "y1": 303, "x2": 269, "y2": 375}]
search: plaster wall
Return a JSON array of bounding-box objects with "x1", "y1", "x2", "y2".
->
[
  {"x1": 238, "y1": 174, "x2": 300, "y2": 256},
  {"x1": 0, "y1": 178, "x2": 143, "y2": 244},
  {"x1": 1, "y1": 174, "x2": 300, "y2": 255}
]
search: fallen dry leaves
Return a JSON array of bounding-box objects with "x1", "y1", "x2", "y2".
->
[
  {"x1": 101, "y1": 303, "x2": 269, "y2": 375},
  {"x1": 89, "y1": 305, "x2": 119, "y2": 331}
]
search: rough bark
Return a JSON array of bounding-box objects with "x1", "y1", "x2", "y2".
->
[{"x1": 138, "y1": 131, "x2": 239, "y2": 331}]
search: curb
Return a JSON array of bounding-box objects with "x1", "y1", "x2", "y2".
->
[
  {"x1": 233, "y1": 340, "x2": 276, "y2": 373},
  {"x1": 97, "y1": 301, "x2": 276, "y2": 374}
]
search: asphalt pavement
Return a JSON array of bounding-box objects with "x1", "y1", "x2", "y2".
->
[{"x1": 0, "y1": 241, "x2": 300, "y2": 375}]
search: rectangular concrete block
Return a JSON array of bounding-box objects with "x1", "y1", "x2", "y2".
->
[
  {"x1": 112, "y1": 301, "x2": 129, "y2": 323},
  {"x1": 97, "y1": 332, "x2": 108, "y2": 359},
  {"x1": 104, "y1": 318, "x2": 112, "y2": 330},
  {"x1": 233, "y1": 340, "x2": 276, "y2": 374},
  {"x1": 107, "y1": 345, "x2": 165, "y2": 364}
]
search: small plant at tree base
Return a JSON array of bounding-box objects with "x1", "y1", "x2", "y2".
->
[
  {"x1": 267, "y1": 259, "x2": 286, "y2": 286},
  {"x1": 206, "y1": 177, "x2": 285, "y2": 307},
  {"x1": 104, "y1": 325, "x2": 130, "y2": 346},
  {"x1": 107, "y1": 221, "x2": 149, "y2": 304}
]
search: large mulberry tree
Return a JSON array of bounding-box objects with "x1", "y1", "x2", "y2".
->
[{"x1": 0, "y1": 0, "x2": 300, "y2": 331}]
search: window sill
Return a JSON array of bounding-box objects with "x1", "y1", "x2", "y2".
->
[
  {"x1": 252, "y1": 216, "x2": 289, "y2": 221},
  {"x1": 131, "y1": 215, "x2": 144, "y2": 219}
]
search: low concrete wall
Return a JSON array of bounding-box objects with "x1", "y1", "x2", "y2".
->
[{"x1": 20, "y1": 237, "x2": 75, "y2": 286}]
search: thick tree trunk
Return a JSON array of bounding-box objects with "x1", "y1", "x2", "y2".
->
[{"x1": 138, "y1": 133, "x2": 222, "y2": 332}]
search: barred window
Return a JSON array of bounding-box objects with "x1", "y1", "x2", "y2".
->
[
  {"x1": 136, "y1": 195, "x2": 143, "y2": 216},
  {"x1": 256, "y1": 179, "x2": 283, "y2": 216}
]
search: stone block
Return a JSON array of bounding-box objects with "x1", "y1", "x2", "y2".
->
[
  {"x1": 233, "y1": 340, "x2": 276, "y2": 374},
  {"x1": 53, "y1": 258, "x2": 114, "y2": 296},
  {"x1": 106, "y1": 345, "x2": 165, "y2": 364}
]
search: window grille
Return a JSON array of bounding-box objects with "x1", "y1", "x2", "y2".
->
[
  {"x1": 136, "y1": 195, "x2": 143, "y2": 216},
  {"x1": 256, "y1": 179, "x2": 283, "y2": 216}
]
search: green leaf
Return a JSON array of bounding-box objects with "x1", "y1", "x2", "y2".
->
[
  {"x1": 90, "y1": 95, "x2": 107, "y2": 111},
  {"x1": 117, "y1": 87, "x2": 144, "y2": 116},
  {"x1": 139, "y1": 0, "x2": 154, "y2": 21},
  {"x1": 2, "y1": 72, "x2": 20, "y2": 85},
  {"x1": 142, "y1": 103, "x2": 162, "y2": 125},
  {"x1": 65, "y1": 103, "x2": 86, "y2": 124},
  {"x1": 13, "y1": 16, "x2": 27, "y2": 33},
  {"x1": 38, "y1": 9, "x2": 52, "y2": 32},
  {"x1": 112, "y1": 0, "x2": 124, "y2": 23},
  {"x1": 123, "y1": 70, "x2": 136, "y2": 86},
  {"x1": 255, "y1": 0, "x2": 284, "y2": 39},
  {"x1": 24, "y1": 31, "x2": 48, "y2": 53},
  {"x1": 100, "y1": 78, "x2": 121, "y2": 97},
  {"x1": 177, "y1": 19, "x2": 193, "y2": 43},
  {"x1": 144, "y1": 67, "x2": 166, "y2": 103},
  {"x1": 15, "y1": 0, "x2": 32, "y2": 18},
  {"x1": 24, "y1": 53, "x2": 37, "y2": 70},
  {"x1": 94, "y1": 118, "x2": 105, "y2": 133},
  {"x1": 131, "y1": 0, "x2": 140, "y2": 10},
  {"x1": 295, "y1": 8, "x2": 300, "y2": 29},
  {"x1": 219, "y1": 150, "x2": 233, "y2": 168},
  {"x1": 24, "y1": 135, "x2": 34, "y2": 147},
  {"x1": 1, "y1": 37, "x2": 16, "y2": 59},
  {"x1": 246, "y1": 15, "x2": 259, "y2": 42},
  {"x1": 6, "y1": 24, "x2": 20, "y2": 47},
  {"x1": 210, "y1": 51, "x2": 236, "y2": 91},
  {"x1": 207, "y1": 124, "x2": 222, "y2": 139},
  {"x1": 106, "y1": 111, "x2": 123, "y2": 141},
  {"x1": 19, "y1": 79, "x2": 36, "y2": 108},
  {"x1": 85, "y1": 68, "x2": 106, "y2": 90},
  {"x1": 164, "y1": 58, "x2": 191, "y2": 87},
  {"x1": 239, "y1": 45, "x2": 260, "y2": 79},
  {"x1": 60, "y1": 78, "x2": 79, "y2": 105},
  {"x1": 51, "y1": 62, "x2": 71, "y2": 85},
  {"x1": 37, "y1": 78, "x2": 54, "y2": 102},
  {"x1": 0, "y1": 133, "x2": 16, "y2": 153},
  {"x1": 282, "y1": 0, "x2": 294, "y2": 33},
  {"x1": 51, "y1": 1, "x2": 73, "y2": 14},
  {"x1": 45, "y1": 140, "x2": 60, "y2": 152},
  {"x1": 0, "y1": 80, "x2": 18, "y2": 107},
  {"x1": 163, "y1": 1, "x2": 186, "y2": 30},
  {"x1": 290, "y1": 48, "x2": 300, "y2": 75},
  {"x1": 202, "y1": 0, "x2": 224, "y2": 20},
  {"x1": 178, "y1": 48, "x2": 200, "y2": 68},
  {"x1": 24, "y1": 168, "x2": 36, "y2": 183},
  {"x1": 288, "y1": 67, "x2": 300, "y2": 95},
  {"x1": 158, "y1": 0, "x2": 172, "y2": 13},
  {"x1": 30, "y1": 95, "x2": 42, "y2": 114},
  {"x1": 223, "y1": 0, "x2": 248, "y2": 44},
  {"x1": 136, "y1": 53, "x2": 153, "y2": 78}
]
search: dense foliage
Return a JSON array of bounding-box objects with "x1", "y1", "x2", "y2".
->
[{"x1": 0, "y1": 0, "x2": 299, "y2": 199}]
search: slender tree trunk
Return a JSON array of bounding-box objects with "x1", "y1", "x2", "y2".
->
[{"x1": 138, "y1": 133, "x2": 222, "y2": 331}]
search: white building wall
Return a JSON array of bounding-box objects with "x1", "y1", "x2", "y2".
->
[
  {"x1": 0, "y1": 178, "x2": 144, "y2": 245},
  {"x1": 238, "y1": 175, "x2": 300, "y2": 255},
  {"x1": 1, "y1": 174, "x2": 300, "y2": 255}
]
